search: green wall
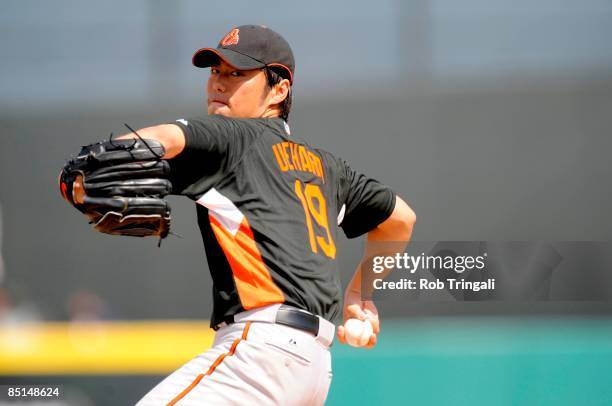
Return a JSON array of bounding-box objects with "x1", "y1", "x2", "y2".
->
[{"x1": 328, "y1": 318, "x2": 612, "y2": 406}]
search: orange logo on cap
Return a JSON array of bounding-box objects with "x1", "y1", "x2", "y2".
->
[{"x1": 220, "y1": 28, "x2": 240, "y2": 47}]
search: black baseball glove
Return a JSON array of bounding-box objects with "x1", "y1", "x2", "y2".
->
[{"x1": 59, "y1": 137, "x2": 172, "y2": 239}]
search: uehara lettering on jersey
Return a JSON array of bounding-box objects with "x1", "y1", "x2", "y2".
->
[{"x1": 271, "y1": 141, "x2": 325, "y2": 182}]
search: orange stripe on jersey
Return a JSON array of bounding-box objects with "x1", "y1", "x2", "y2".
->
[
  {"x1": 167, "y1": 322, "x2": 252, "y2": 405},
  {"x1": 209, "y1": 215, "x2": 285, "y2": 309}
]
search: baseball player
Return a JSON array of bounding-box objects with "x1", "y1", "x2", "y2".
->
[{"x1": 61, "y1": 25, "x2": 415, "y2": 405}]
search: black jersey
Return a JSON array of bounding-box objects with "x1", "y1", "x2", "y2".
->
[{"x1": 169, "y1": 115, "x2": 395, "y2": 326}]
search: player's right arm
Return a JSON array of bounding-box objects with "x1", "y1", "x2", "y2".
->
[
  {"x1": 337, "y1": 195, "x2": 415, "y2": 348},
  {"x1": 333, "y1": 158, "x2": 416, "y2": 348}
]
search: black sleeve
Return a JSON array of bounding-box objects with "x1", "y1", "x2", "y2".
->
[
  {"x1": 338, "y1": 160, "x2": 396, "y2": 239},
  {"x1": 167, "y1": 116, "x2": 254, "y2": 198}
]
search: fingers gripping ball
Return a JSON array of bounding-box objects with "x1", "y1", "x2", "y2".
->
[
  {"x1": 343, "y1": 318, "x2": 374, "y2": 347},
  {"x1": 59, "y1": 138, "x2": 172, "y2": 239}
]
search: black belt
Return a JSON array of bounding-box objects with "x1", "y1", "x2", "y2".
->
[
  {"x1": 275, "y1": 305, "x2": 320, "y2": 336},
  {"x1": 213, "y1": 305, "x2": 320, "y2": 336}
]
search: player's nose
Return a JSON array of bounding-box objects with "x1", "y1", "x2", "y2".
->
[{"x1": 209, "y1": 76, "x2": 226, "y2": 94}]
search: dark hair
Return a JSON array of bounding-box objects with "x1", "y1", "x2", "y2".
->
[{"x1": 264, "y1": 67, "x2": 292, "y2": 121}]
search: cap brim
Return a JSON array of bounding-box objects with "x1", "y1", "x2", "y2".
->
[{"x1": 192, "y1": 48, "x2": 265, "y2": 70}]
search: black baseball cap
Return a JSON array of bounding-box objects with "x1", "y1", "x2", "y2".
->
[{"x1": 192, "y1": 25, "x2": 295, "y2": 83}]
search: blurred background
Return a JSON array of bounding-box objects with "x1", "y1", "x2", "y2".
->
[{"x1": 1, "y1": 0, "x2": 612, "y2": 405}]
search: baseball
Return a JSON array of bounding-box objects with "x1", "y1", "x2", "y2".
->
[{"x1": 344, "y1": 318, "x2": 374, "y2": 347}]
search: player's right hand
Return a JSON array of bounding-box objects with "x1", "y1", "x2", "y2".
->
[{"x1": 337, "y1": 287, "x2": 380, "y2": 348}]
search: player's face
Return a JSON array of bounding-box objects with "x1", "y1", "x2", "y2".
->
[{"x1": 207, "y1": 60, "x2": 272, "y2": 118}]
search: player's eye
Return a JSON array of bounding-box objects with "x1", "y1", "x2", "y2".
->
[
  {"x1": 210, "y1": 68, "x2": 220, "y2": 74},
  {"x1": 230, "y1": 71, "x2": 242, "y2": 77}
]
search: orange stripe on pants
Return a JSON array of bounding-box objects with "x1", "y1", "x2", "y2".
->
[{"x1": 167, "y1": 321, "x2": 252, "y2": 406}]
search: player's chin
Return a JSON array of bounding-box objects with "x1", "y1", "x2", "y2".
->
[{"x1": 208, "y1": 103, "x2": 232, "y2": 117}]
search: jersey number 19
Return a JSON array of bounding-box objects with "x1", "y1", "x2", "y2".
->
[{"x1": 294, "y1": 180, "x2": 337, "y2": 259}]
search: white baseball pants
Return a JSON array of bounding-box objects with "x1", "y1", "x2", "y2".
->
[{"x1": 136, "y1": 307, "x2": 334, "y2": 405}]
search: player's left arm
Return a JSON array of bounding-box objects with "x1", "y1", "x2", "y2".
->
[
  {"x1": 115, "y1": 124, "x2": 186, "y2": 159},
  {"x1": 67, "y1": 124, "x2": 185, "y2": 205},
  {"x1": 337, "y1": 195, "x2": 416, "y2": 348}
]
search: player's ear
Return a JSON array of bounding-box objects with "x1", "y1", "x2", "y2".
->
[{"x1": 270, "y1": 79, "x2": 290, "y2": 105}]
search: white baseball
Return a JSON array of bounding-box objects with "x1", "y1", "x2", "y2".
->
[{"x1": 344, "y1": 318, "x2": 373, "y2": 347}]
